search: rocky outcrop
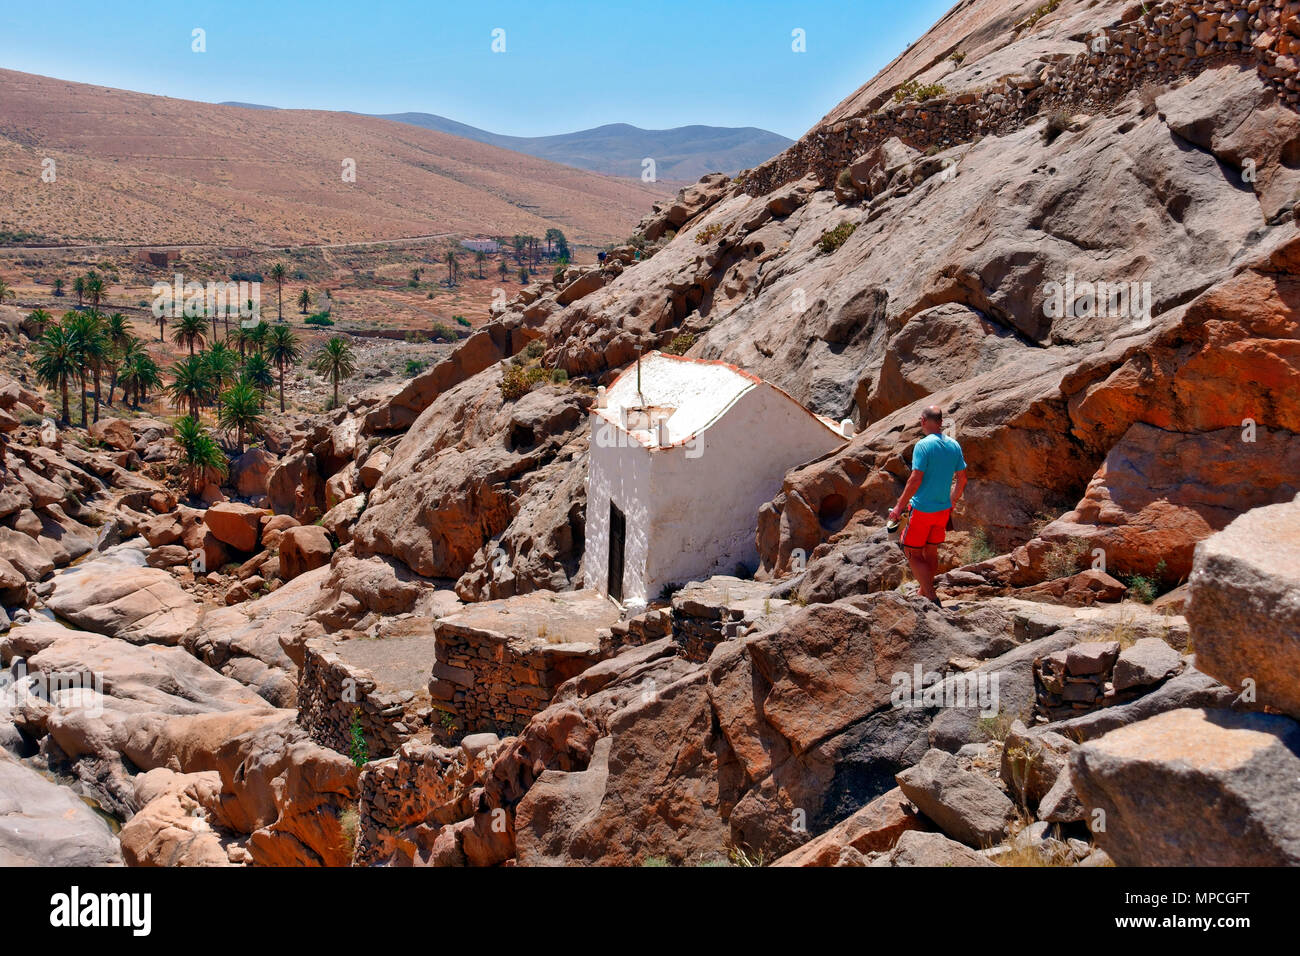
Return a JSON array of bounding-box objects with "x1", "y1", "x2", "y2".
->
[
  {"x1": 354, "y1": 373, "x2": 588, "y2": 584},
  {"x1": 1187, "y1": 493, "x2": 1300, "y2": 719},
  {"x1": 0, "y1": 749, "x2": 123, "y2": 866},
  {"x1": 1071, "y1": 708, "x2": 1300, "y2": 866}
]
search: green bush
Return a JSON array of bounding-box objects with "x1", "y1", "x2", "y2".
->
[
  {"x1": 664, "y1": 332, "x2": 696, "y2": 355},
  {"x1": 404, "y1": 359, "x2": 428, "y2": 377},
  {"x1": 550, "y1": 368, "x2": 569, "y2": 384},
  {"x1": 304, "y1": 312, "x2": 333, "y2": 326},
  {"x1": 694, "y1": 223, "x2": 723, "y2": 245},
  {"x1": 500, "y1": 364, "x2": 533, "y2": 401},
  {"x1": 454, "y1": 315, "x2": 471, "y2": 327},
  {"x1": 817, "y1": 221, "x2": 857, "y2": 255},
  {"x1": 348, "y1": 709, "x2": 369, "y2": 768}
]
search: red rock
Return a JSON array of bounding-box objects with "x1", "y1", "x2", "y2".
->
[
  {"x1": 204, "y1": 502, "x2": 264, "y2": 553},
  {"x1": 279, "y1": 525, "x2": 332, "y2": 581},
  {"x1": 260, "y1": 513, "x2": 300, "y2": 550},
  {"x1": 771, "y1": 787, "x2": 930, "y2": 866},
  {"x1": 88, "y1": 417, "x2": 134, "y2": 451}
]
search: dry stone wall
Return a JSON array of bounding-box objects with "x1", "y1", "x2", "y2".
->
[
  {"x1": 748, "y1": 0, "x2": 1300, "y2": 195},
  {"x1": 298, "y1": 641, "x2": 425, "y2": 759},
  {"x1": 429, "y1": 621, "x2": 604, "y2": 736}
]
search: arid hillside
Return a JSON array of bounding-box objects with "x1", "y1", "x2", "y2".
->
[{"x1": 0, "y1": 69, "x2": 671, "y2": 247}]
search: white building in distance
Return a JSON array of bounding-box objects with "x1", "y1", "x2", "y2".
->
[{"x1": 585, "y1": 352, "x2": 848, "y2": 606}]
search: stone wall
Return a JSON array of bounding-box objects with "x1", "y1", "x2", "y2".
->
[
  {"x1": 747, "y1": 0, "x2": 1299, "y2": 195},
  {"x1": 297, "y1": 640, "x2": 425, "y2": 760},
  {"x1": 429, "y1": 622, "x2": 604, "y2": 736},
  {"x1": 352, "y1": 735, "x2": 494, "y2": 866}
]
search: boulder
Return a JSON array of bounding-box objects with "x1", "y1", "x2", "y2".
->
[
  {"x1": 229, "y1": 448, "x2": 277, "y2": 499},
  {"x1": 0, "y1": 750, "x2": 123, "y2": 866},
  {"x1": 895, "y1": 748, "x2": 1015, "y2": 848},
  {"x1": 279, "y1": 525, "x2": 332, "y2": 581},
  {"x1": 204, "y1": 502, "x2": 264, "y2": 553},
  {"x1": 44, "y1": 549, "x2": 202, "y2": 646},
  {"x1": 146, "y1": 544, "x2": 190, "y2": 569},
  {"x1": 259, "y1": 513, "x2": 299, "y2": 551},
  {"x1": 1071, "y1": 708, "x2": 1300, "y2": 866},
  {"x1": 321, "y1": 495, "x2": 365, "y2": 546},
  {"x1": 1187, "y1": 494, "x2": 1300, "y2": 720},
  {"x1": 771, "y1": 787, "x2": 929, "y2": 866},
  {"x1": 1112, "y1": 637, "x2": 1184, "y2": 692},
  {"x1": 872, "y1": 829, "x2": 995, "y2": 867},
  {"x1": 88, "y1": 416, "x2": 135, "y2": 451}
]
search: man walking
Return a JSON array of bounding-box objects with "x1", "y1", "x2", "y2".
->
[{"x1": 888, "y1": 405, "x2": 967, "y2": 606}]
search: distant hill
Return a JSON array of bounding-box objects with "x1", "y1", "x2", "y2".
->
[
  {"x1": 218, "y1": 102, "x2": 792, "y2": 181},
  {"x1": 0, "y1": 70, "x2": 669, "y2": 247},
  {"x1": 370, "y1": 115, "x2": 793, "y2": 181}
]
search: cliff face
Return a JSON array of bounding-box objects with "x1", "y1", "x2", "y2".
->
[{"x1": 327, "y1": 0, "x2": 1299, "y2": 867}]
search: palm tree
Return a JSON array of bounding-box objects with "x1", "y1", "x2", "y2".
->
[
  {"x1": 216, "y1": 382, "x2": 265, "y2": 453},
  {"x1": 104, "y1": 312, "x2": 132, "y2": 405},
  {"x1": 445, "y1": 250, "x2": 458, "y2": 286},
  {"x1": 171, "y1": 312, "x2": 207, "y2": 355},
  {"x1": 167, "y1": 355, "x2": 212, "y2": 418},
  {"x1": 240, "y1": 352, "x2": 275, "y2": 396},
  {"x1": 119, "y1": 350, "x2": 162, "y2": 408},
  {"x1": 156, "y1": 307, "x2": 168, "y2": 342},
  {"x1": 270, "y1": 263, "x2": 286, "y2": 322},
  {"x1": 475, "y1": 250, "x2": 486, "y2": 279},
  {"x1": 26, "y1": 308, "x2": 51, "y2": 336},
  {"x1": 265, "y1": 325, "x2": 301, "y2": 413},
  {"x1": 298, "y1": 288, "x2": 311, "y2": 315},
  {"x1": 64, "y1": 310, "x2": 108, "y2": 425},
  {"x1": 230, "y1": 322, "x2": 254, "y2": 358},
  {"x1": 309, "y1": 336, "x2": 356, "y2": 409},
  {"x1": 174, "y1": 416, "x2": 227, "y2": 497},
  {"x1": 53, "y1": 278, "x2": 64, "y2": 298},
  {"x1": 202, "y1": 342, "x2": 240, "y2": 396},
  {"x1": 33, "y1": 324, "x2": 78, "y2": 424},
  {"x1": 0, "y1": 280, "x2": 14, "y2": 305},
  {"x1": 83, "y1": 272, "x2": 105, "y2": 310},
  {"x1": 73, "y1": 276, "x2": 85, "y2": 308},
  {"x1": 246, "y1": 320, "x2": 270, "y2": 355},
  {"x1": 498, "y1": 258, "x2": 509, "y2": 282}
]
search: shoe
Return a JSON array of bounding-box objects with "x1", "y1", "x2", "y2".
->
[{"x1": 930, "y1": 597, "x2": 942, "y2": 608}]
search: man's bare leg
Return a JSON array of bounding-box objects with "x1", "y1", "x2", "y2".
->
[
  {"x1": 924, "y1": 544, "x2": 940, "y2": 601},
  {"x1": 905, "y1": 545, "x2": 936, "y2": 601}
]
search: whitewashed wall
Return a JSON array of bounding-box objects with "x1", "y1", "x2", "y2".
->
[
  {"x1": 642, "y1": 384, "x2": 843, "y2": 600},
  {"x1": 585, "y1": 384, "x2": 843, "y2": 605},
  {"x1": 585, "y1": 412, "x2": 653, "y2": 603}
]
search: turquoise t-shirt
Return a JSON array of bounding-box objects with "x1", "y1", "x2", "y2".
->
[{"x1": 909, "y1": 433, "x2": 967, "y2": 513}]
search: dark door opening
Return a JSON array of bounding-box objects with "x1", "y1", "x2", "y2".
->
[{"x1": 608, "y1": 502, "x2": 625, "y2": 603}]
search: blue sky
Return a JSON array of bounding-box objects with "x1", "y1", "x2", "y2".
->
[{"x1": 0, "y1": 0, "x2": 954, "y2": 140}]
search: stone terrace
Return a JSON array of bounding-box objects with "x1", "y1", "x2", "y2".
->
[
  {"x1": 298, "y1": 617, "x2": 439, "y2": 759},
  {"x1": 429, "y1": 590, "x2": 619, "y2": 736}
]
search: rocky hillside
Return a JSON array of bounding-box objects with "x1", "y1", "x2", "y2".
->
[{"x1": 2, "y1": 0, "x2": 1298, "y2": 867}]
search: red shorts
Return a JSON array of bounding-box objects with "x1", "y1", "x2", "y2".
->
[{"x1": 902, "y1": 508, "x2": 951, "y2": 548}]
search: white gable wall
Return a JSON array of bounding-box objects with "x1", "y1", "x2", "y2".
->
[
  {"x1": 641, "y1": 384, "x2": 843, "y2": 600},
  {"x1": 585, "y1": 380, "x2": 844, "y2": 605}
]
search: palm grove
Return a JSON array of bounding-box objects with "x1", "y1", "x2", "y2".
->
[{"x1": 29, "y1": 267, "x2": 356, "y2": 497}]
